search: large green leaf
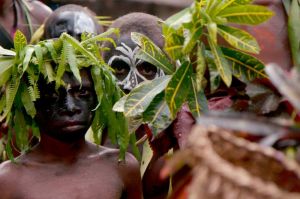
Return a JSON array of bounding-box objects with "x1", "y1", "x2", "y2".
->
[
  {"x1": 143, "y1": 92, "x2": 172, "y2": 136},
  {"x1": 165, "y1": 61, "x2": 193, "y2": 118},
  {"x1": 288, "y1": 0, "x2": 300, "y2": 68},
  {"x1": 217, "y1": 25, "x2": 260, "y2": 54},
  {"x1": 131, "y1": 32, "x2": 175, "y2": 75},
  {"x1": 164, "y1": 7, "x2": 192, "y2": 31},
  {"x1": 208, "y1": 37, "x2": 232, "y2": 87},
  {"x1": 221, "y1": 47, "x2": 267, "y2": 82},
  {"x1": 124, "y1": 76, "x2": 171, "y2": 117},
  {"x1": 218, "y1": 5, "x2": 274, "y2": 25}
]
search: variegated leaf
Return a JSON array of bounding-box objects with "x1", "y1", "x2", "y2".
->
[
  {"x1": 222, "y1": 47, "x2": 267, "y2": 82},
  {"x1": 165, "y1": 61, "x2": 193, "y2": 118},
  {"x1": 131, "y1": 32, "x2": 175, "y2": 75},
  {"x1": 208, "y1": 37, "x2": 232, "y2": 87},
  {"x1": 218, "y1": 25, "x2": 260, "y2": 54},
  {"x1": 218, "y1": 5, "x2": 274, "y2": 25},
  {"x1": 124, "y1": 75, "x2": 171, "y2": 117}
]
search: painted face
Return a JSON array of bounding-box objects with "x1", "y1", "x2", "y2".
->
[
  {"x1": 45, "y1": 11, "x2": 98, "y2": 40},
  {"x1": 108, "y1": 42, "x2": 164, "y2": 93},
  {"x1": 35, "y1": 69, "x2": 97, "y2": 142}
]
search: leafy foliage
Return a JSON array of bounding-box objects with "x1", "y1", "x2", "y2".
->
[
  {"x1": 113, "y1": 0, "x2": 274, "y2": 138},
  {"x1": 0, "y1": 29, "x2": 130, "y2": 160}
]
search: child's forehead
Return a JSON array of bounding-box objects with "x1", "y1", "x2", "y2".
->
[{"x1": 62, "y1": 70, "x2": 93, "y2": 87}]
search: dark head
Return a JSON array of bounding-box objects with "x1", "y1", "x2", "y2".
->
[
  {"x1": 35, "y1": 68, "x2": 97, "y2": 142},
  {"x1": 102, "y1": 12, "x2": 165, "y2": 93},
  {"x1": 44, "y1": 4, "x2": 103, "y2": 41}
]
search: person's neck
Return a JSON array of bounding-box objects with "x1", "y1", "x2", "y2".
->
[{"x1": 37, "y1": 133, "x2": 89, "y2": 161}]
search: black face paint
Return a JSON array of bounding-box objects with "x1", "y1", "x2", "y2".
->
[
  {"x1": 46, "y1": 11, "x2": 98, "y2": 40},
  {"x1": 35, "y1": 69, "x2": 97, "y2": 142}
]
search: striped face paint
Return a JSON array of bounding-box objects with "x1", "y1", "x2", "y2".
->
[{"x1": 108, "y1": 42, "x2": 164, "y2": 92}]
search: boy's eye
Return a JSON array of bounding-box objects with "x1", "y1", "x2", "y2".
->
[
  {"x1": 110, "y1": 60, "x2": 130, "y2": 80},
  {"x1": 137, "y1": 62, "x2": 157, "y2": 79},
  {"x1": 77, "y1": 88, "x2": 91, "y2": 97},
  {"x1": 44, "y1": 92, "x2": 59, "y2": 102}
]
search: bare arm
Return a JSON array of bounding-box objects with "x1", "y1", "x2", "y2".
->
[{"x1": 119, "y1": 153, "x2": 143, "y2": 199}]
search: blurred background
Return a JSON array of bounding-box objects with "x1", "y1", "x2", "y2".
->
[{"x1": 42, "y1": 0, "x2": 193, "y2": 19}]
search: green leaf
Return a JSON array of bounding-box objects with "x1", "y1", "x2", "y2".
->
[
  {"x1": 44, "y1": 41, "x2": 58, "y2": 62},
  {"x1": 288, "y1": 0, "x2": 300, "y2": 68},
  {"x1": 143, "y1": 92, "x2": 172, "y2": 136},
  {"x1": 217, "y1": 25, "x2": 260, "y2": 54},
  {"x1": 14, "y1": 109, "x2": 29, "y2": 151},
  {"x1": 113, "y1": 95, "x2": 127, "y2": 112},
  {"x1": 187, "y1": 77, "x2": 208, "y2": 118},
  {"x1": 124, "y1": 75, "x2": 171, "y2": 117},
  {"x1": 206, "y1": 56, "x2": 221, "y2": 92},
  {"x1": 165, "y1": 61, "x2": 193, "y2": 118},
  {"x1": 21, "y1": 85, "x2": 36, "y2": 118},
  {"x1": 164, "y1": 30, "x2": 185, "y2": 60},
  {"x1": 61, "y1": 33, "x2": 99, "y2": 65},
  {"x1": 213, "y1": 0, "x2": 254, "y2": 16},
  {"x1": 218, "y1": 5, "x2": 274, "y2": 25},
  {"x1": 164, "y1": 7, "x2": 192, "y2": 31},
  {"x1": 64, "y1": 41, "x2": 81, "y2": 84},
  {"x1": 0, "y1": 46, "x2": 16, "y2": 56},
  {"x1": 34, "y1": 45, "x2": 43, "y2": 70},
  {"x1": 131, "y1": 32, "x2": 175, "y2": 75},
  {"x1": 0, "y1": 67, "x2": 12, "y2": 87},
  {"x1": 140, "y1": 140, "x2": 153, "y2": 177},
  {"x1": 91, "y1": 66, "x2": 104, "y2": 106},
  {"x1": 221, "y1": 47, "x2": 267, "y2": 82},
  {"x1": 14, "y1": 30, "x2": 27, "y2": 53},
  {"x1": 194, "y1": 43, "x2": 207, "y2": 91},
  {"x1": 44, "y1": 62, "x2": 55, "y2": 82},
  {"x1": 55, "y1": 41, "x2": 67, "y2": 88},
  {"x1": 22, "y1": 46, "x2": 34, "y2": 73},
  {"x1": 207, "y1": 37, "x2": 232, "y2": 87},
  {"x1": 0, "y1": 57, "x2": 14, "y2": 76},
  {"x1": 182, "y1": 26, "x2": 202, "y2": 54},
  {"x1": 81, "y1": 28, "x2": 119, "y2": 46},
  {"x1": 0, "y1": 77, "x2": 20, "y2": 122},
  {"x1": 208, "y1": 22, "x2": 218, "y2": 44}
]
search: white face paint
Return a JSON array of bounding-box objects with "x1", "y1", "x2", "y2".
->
[{"x1": 108, "y1": 42, "x2": 165, "y2": 91}]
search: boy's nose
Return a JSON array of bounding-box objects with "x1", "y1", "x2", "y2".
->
[{"x1": 63, "y1": 94, "x2": 81, "y2": 115}]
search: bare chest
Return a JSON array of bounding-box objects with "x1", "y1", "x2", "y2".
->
[{"x1": 12, "y1": 162, "x2": 124, "y2": 199}]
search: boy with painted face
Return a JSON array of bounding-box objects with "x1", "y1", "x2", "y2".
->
[
  {"x1": 102, "y1": 12, "x2": 165, "y2": 93},
  {"x1": 0, "y1": 60, "x2": 142, "y2": 198},
  {"x1": 43, "y1": 4, "x2": 103, "y2": 41},
  {"x1": 103, "y1": 12, "x2": 195, "y2": 199}
]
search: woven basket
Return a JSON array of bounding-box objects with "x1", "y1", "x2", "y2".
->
[{"x1": 182, "y1": 125, "x2": 300, "y2": 199}]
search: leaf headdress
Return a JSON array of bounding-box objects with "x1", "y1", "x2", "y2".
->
[{"x1": 0, "y1": 29, "x2": 130, "y2": 160}]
